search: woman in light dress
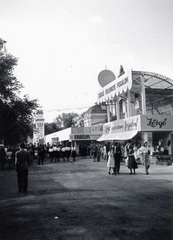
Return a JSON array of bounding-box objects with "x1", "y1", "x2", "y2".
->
[{"x1": 107, "y1": 146, "x2": 115, "y2": 175}]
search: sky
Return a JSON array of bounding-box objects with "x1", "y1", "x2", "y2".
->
[{"x1": 1, "y1": 0, "x2": 173, "y2": 122}]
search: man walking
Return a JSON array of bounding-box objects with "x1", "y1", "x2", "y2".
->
[
  {"x1": 113, "y1": 142, "x2": 122, "y2": 174},
  {"x1": 15, "y1": 143, "x2": 30, "y2": 193}
]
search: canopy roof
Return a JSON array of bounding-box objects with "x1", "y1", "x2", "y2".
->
[
  {"x1": 132, "y1": 71, "x2": 173, "y2": 89},
  {"x1": 97, "y1": 70, "x2": 173, "y2": 115},
  {"x1": 131, "y1": 71, "x2": 173, "y2": 114}
]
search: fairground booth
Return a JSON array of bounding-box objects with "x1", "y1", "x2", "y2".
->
[
  {"x1": 97, "y1": 69, "x2": 173, "y2": 165},
  {"x1": 45, "y1": 125, "x2": 103, "y2": 155}
]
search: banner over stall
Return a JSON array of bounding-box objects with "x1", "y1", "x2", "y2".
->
[
  {"x1": 97, "y1": 115, "x2": 173, "y2": 141},
  {"x1": 97, "y1": 115, "x2": 140, "y2": 141},
  {"x1": 97, "y1": 70, "x2": 133, "y2": 103}
]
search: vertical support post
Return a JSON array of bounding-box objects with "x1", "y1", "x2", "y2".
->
[
  {"x1": 140, "y1": 73, "x2": 148, "y2": 150},
  {"x1": 113, "y1": 99, "x2": 116, "y2": 118},
  {"x1": 110, "y1": 100, "x2": 113, "y2": 117},
  {"x1": 127, "y1": 89, "x2": 131, "y2": 117},
  {"x1": 116, "y1": 96, "x2": 120, "y2": 120},
  {"x1": 141, "y1": 74, "x2": 146, "y2": 114},
  {"x1": 107, "y1": 101, "x2": 110, "y2": 122}
]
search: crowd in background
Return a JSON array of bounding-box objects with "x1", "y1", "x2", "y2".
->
[
  {"x1": 0, "y1": 144, "x2": 19, "y2": 170},
  {"x1": 0, "y1": 143, "x2": 78, "y2": 169},
  {"x1": 0, "y1": 140, "x2": 151, "y2": 176}
]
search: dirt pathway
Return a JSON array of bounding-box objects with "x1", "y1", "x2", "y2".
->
[{"x1": 0, "y1": 157, "x2": 173, "y2": 240}]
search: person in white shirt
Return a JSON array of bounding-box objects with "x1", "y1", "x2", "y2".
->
[
  {"x1": 107, "y1": 146, "x2": 115, "y2": 175},
  {"x1": 66, "y1": 145, "x2": 71, "y2": 161},
  {"x1": 48, "y1": 146, "x2": 54, "y2": 162},
  {"x1": 61, "y1": 146, "x2": 66, "y2": 161},
  {"x1": 52, "y1": 145, "x2": 58, "y2": 162},
  {"x1": 138, "y1": 142, "x2": 151, "y2": 175},
  {"x1": 71, "y1": 145, "x2": 76, "y2": 161},
  {"x1": 56, "y1": 145, "x2": 61, "y2": 162}
]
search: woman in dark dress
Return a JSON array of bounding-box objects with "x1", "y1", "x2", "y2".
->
[{"x1": 128, "y1": 144, "x2": 138, "y2": 174}]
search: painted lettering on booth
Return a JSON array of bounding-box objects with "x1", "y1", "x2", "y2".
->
[
  {"x1": 104, "y1": 125, "x2": 111, "y2": 134},
  {"x1": 74, "y1": 135, "x2": 90, "y2": 140},
  {"x1": 98, "y1": 90, "x2": 104, "y2": 98},
  {"x1": 125, "y1": 118, "x2": 138, "y2": 131},
  {"x1": 37, "y1": 122, "x2": 44, "y2": 128},
  {"x1": 147, "y1": 118, "x2": 167, "y2": 128},
  {"x1": 105, "y1": 84, "x2": 116, "y2": 94},
  {"x1": 117, "y1": 77, "x2": 128, "y2": 88}
]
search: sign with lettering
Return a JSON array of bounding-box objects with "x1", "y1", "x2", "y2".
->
[
  {"x1": 141, "y1": 115, "x2": 173, "y2": 131},
  {"x1": 36, "y1": 120, "x2": 44, "y2": 139},
  {"x1": 97, "y1": 70, "x2": 132, "y2": 103},
  {"x1": 102, "y1": 115, "x2": 141, "y2": 135},
  {"x1": 91, "y1": 124, "x2": 104, "y2": 133},
  {"x1": 70, "y1": 134, "x2": 102, "y2": 141},
  {"x1": 99, "y1": 115, "x2": 173, "y2": 141},
  {"x1": 52, "y1": 137, "x2": 59, "y2": 142},
  {"x1": 33, "y1": 120, "x2": 45, "y2": 144}
]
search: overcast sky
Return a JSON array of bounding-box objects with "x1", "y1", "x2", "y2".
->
[{"x1": 1, "y1": 0, "x2": 173, "y2": 122}]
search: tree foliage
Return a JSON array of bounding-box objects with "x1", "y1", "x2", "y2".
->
[
  {"x1": 45, "y1": 112, "x2": 84, "y2": 135},
  {"x1": 55, "y1": 113, "x2": 84, "y2": 128},
  {"x1": 73, "y1": 112, "x2": 84, "y2": 127},
  {"x1": 45, "y1": 122, "x2": 61, "y2": 135},
  {"x1": 0, "y1": 38, "x2": 39, "y2": 145},
  {"x1": 55, "y1": 112, "x2": 80, "y2": 129}
]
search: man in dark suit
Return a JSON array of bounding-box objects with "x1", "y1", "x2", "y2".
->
[
  {"x1": 113, "y1": 142, "x2": 122, "y2": 174},
  {"x1": 15, "y1": 143, "x2": 30, "y2": 193}
]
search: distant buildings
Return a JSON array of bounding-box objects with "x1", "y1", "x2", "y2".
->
[{"x1": 43, "y1": 105, "x2": 106, "y2": 154}]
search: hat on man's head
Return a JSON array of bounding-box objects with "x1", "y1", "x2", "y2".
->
[{"x1": 20, "y1": 143, "x2": 26, "y2": 149}]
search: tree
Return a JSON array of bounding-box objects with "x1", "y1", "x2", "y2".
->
[
  {"x1": 45, "y1": 122, "x2": 61, "y2": 135},
  {"x1": 0, "y1": 38, "x2": 39, "y2": 145},
  {"x1": 44, "y1": 112, "x2": 84, "y2": 136},
  {"x1": 73, "y1": 112, "x2": 84, "y2": 127},
  {"x1": 55, "y1": 112, "x2": 80, "y2": 129}
]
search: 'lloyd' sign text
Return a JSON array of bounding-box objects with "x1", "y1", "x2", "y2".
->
[
  {"x1": 147, "y1": 117, "x2": 167, "y2": 128},
  {"x1": 141, "y1": 115, "x2": 173, "y2": 131}
]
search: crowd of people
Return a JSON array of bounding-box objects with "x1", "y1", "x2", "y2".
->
[
  {"x1": 0, "y1": 140, "x2": 150, "y2": 174},
  {"x1": 46, "y1": 144, "x2": 77, "y2": 163},
  {"x1": 0, "y1": 139, "x2": 151, "y2": 193},
  {"x1": 0, "y1": 144, "x2": 19, "y2": 170},
  {"x1": 0, "y1": 140, "x2": 151, "y2": 174},
  {"x1": 0, "y1": 143, "x2": 78, "y2": 169},
  {"x1": 106, "y1": 140, "x2": 151, "y2": 175}
]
